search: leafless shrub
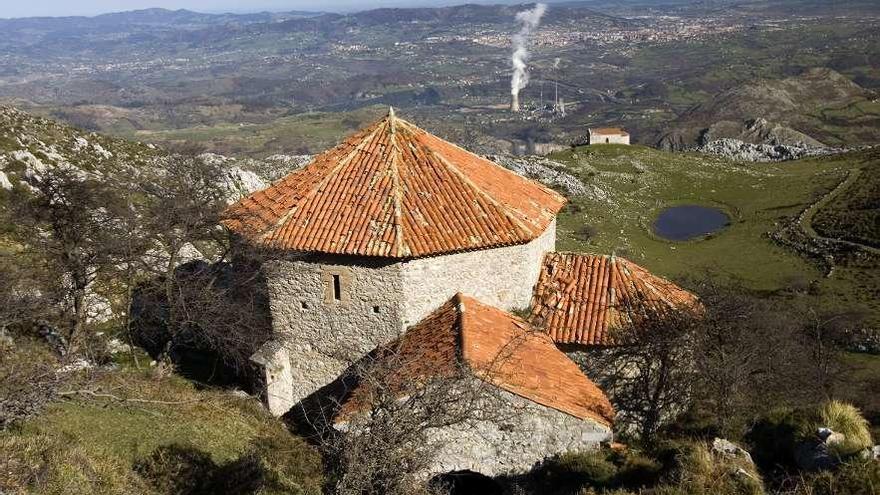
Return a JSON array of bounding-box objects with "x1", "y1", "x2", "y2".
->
[
  {"x1": 686, "y1": 279, "x2": 804, "y2": 436},
  {"x1": 575, "y1": 224, "x2": 599, "y2": 242},
  {"x1": 585, "y1": 308, "x2": 699, "y2": 444},
  {"x1": 0, "y1": 340, "x2": 64, "y2": 430}
]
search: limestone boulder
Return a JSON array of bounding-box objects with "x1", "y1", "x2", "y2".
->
[{"x1": 712, "y1": 438, "x2": 754, "y2": 465}]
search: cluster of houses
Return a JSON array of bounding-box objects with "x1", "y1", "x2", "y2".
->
[{"x1": 223, "y1": 110, "x2": 687, "y2": 476}]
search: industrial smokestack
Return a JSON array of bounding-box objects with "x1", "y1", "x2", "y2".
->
[{"x1": 510, "y1": 3, "x2": 547, "y2": 112}]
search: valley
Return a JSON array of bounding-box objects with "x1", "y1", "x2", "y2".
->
[
  {"x1": 1, "y1": 1, "x2": 878, "y2": 156},
  {"x1": 2, "y1": 1, "x2": 880, "y2": 494}
]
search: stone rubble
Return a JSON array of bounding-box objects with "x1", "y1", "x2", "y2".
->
[
  {"x1": 695, "y1": 138, "x2": 871, "y2": 162},
  {"x1": 106, "y1": 338, "x2": 132, "y2": 355},
  {"x1": 56, "y1": 358, "x2": 95, "y2": 374},
  {"x1": 489, "y1": 154, "x2": 587, "y2": 196}
]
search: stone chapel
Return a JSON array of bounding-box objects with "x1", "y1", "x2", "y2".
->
[{"x1": 222, "y1": 109, "x2": 697, "y2": 475}]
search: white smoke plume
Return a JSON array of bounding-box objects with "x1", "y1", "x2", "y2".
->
[{"x1": 510, "y1": 3, "x2": 547, "y2": 100}]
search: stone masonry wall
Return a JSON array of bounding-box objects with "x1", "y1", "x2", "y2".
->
[
  {"x1": 426, "y1": 388, "x2": 612, "y2": 477},
  {"x1": 263, "y1": 255, "x2": 406, "y2": 406},
  {"x1": 262, "y1": 222, "x2": 556, "y2": 414},
  {"x1": 399, "y1": 220, "x2": 556, "y2": 328}
]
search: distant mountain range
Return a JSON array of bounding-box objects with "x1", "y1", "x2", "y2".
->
[{"x1": 0, "y1": 7, "x2": 322, "y2": 28}]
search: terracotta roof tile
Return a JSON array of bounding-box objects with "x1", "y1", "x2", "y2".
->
[
  {"x1": 223, "y1": 110, "x2": 566, "y2": 258},
  {"x1": 336, "y1": 294, "x2": 614, "y2": 426},
  {"x1": 590, "y1": 127, "x2": 629, "y2": 136},
  {"x1": 530, "y1": 253, "x2": 700, "y2": 346}
]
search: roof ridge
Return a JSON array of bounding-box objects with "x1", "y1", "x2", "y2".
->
[
  {"x1": 260, "y1": 118, "x2": 389, "y2": 244},
  {"x1": 453, "y1": 293, "x2": 468, "y2": 372},
  {"x1": 388, "y1": 131, "x2": 409, "y2": 257},
  {"x1": 421, "y1": 137, "x2": 537, "y2": 239},
  {"x1": 407, "y1": 119, "x2": 563, "y2": 200}
]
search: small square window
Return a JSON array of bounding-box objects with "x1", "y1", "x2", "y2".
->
[
  {"x1": 301, "y1": 301, "x2": 309, "y2": 310},
  {"x1": 373, "y1": 306, "x2": 381, "y2": 314}
]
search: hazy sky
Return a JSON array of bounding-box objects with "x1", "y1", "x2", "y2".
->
[{"x1": 2, "y1": 0, "x2": 528, "y2": 18}]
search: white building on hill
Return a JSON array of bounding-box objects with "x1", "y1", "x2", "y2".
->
[{"x1": 588, "y1": 127, "x2": 630, "y2": 145}]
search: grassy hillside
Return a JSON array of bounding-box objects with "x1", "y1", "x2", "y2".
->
[
  {"x1": 0, "y1": 348, "x2": 323, "y2": 494},
  {"x1": 813, "y1": 149, "x2": 880, "y2": 249},
  {"x1": 123, "y1": 106, "x2": 387, "y2": 158},
  {"x1": 548, "y1": 144, "x2": 880, "y2": 321}
]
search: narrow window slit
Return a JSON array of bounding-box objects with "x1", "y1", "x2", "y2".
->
[
  {"x1": 332, "y1": 274, "x2": 342, "y2": 301},
  {"x1": 373, "y1": 306, "x2": 381, "y2": 314}
]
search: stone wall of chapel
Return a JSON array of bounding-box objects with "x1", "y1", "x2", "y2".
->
[
  {"x1": 263, "y1": 255, "x2": 406, "y2": 406},
  {"x1": 427, "y1": 389, "x2": 610, "y2": 477},
  {"x1": 399, "y1": 220, "x2": 556, "y2": 327},
  {"x1": 262, "y1": 221, "x2": 556, "y2": 412}
]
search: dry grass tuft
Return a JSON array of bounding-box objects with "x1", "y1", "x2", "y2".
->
[{"x1": 816, "y1": 401, "x2": 873, "y2": 455}]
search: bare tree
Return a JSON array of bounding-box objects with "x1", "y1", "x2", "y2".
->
[
  {"x1": 793, "y1": 309, "x2": 852, "y2": 401},
  {"x1": 135, "y1": 155, "x2": 229, "y2": 328},
  {"x1": 583, "y1": 308, "x2": 699, "y2": 444},
  {"x1": 2, "y1": 166, "x2": 131, "y2": 355},
  {"x1": 687, "y1": 279, "x2": 802, "y2": 437},
  {"x1": 296, "y1": 324, "x2": 529, "y2": 495}
]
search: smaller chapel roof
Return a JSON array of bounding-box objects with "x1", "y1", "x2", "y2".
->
[
  {"x1": 530, "y1": 253, "x2": 700, "y2": 346},
  {"x1": 589, "y1": 127, "x2": 629, "y2": 136},
  {"x1": 222, "y1": 109, "x2": 566, "y2": 259},
  {"x1": 335, "y1": 294, "x2": 614, "y2": 426}
]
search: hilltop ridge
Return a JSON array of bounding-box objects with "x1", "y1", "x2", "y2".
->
[{"x1": 658, "y1": 68, "x2": 880, "y2": 150}]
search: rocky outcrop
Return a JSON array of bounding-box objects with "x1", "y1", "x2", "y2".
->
[
  {"x1": 700, "y1": 118, "x2": 825, "y2": 147},
  {"x1": 489, "y1": 154, "x2": 587, "y2": 197},
  {"x1": 694, "y1": 138, "x2": 847, "y2": 162}
]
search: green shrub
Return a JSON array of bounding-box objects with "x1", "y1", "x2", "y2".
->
[
  {"x1": 537, "y1": 451, "x2": 619, "y2": 492},
  {"x1": 134, "y1": 436, "x2": 324, "y2": 495},
  {"x1": 661, "y1": 408, "x2": 723, "y2": 442},
  {"x1": 134, "y1": 443, "x2": 217, "y2": 494},
  {"x1": 529, "y1": 448, "x2": 664, "y2": 494},
  {"x1": 246, "y1": 433, "x2": 325, "y2": 494},
  {"x1": 613, "y1": 451, "x2": 663, "y2": 489}
]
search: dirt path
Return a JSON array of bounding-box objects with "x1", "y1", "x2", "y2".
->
[{"x1": 799, "y1": 167, "x2": 880, "y2": 255}]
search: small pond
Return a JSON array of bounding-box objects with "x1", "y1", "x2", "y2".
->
[{"x1": 652, "y1": 205, "x2": 730, "y2": 241}]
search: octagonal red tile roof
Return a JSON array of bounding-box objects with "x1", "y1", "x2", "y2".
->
[
  {"x1": 530, "y1": 253, "x2": 700, "y2": 346},
  {"x1": 222, "y1": 109, "x2": 566, "y2": 258}
]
